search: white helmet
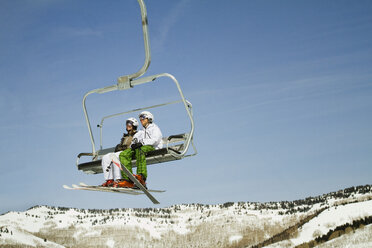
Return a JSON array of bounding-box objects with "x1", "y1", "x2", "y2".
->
[
  {"x1": 139, "y1": 111, "x2": 154, "y2": 122},
  {"x1": 126, "y1": 117, "x2": 139, "y2": 130}
]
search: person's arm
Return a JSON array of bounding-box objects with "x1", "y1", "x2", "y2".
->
[
  {"x1": 130, "y1": 131, "x2": 144, "y2": 150},
  {"x1": 115, "y1": 133, "x2": 127, "y2": 152},
  {"x1": 131, "y1": 131, "x2": 143, "y2": 144},
  {"x1": 142, "y1": 126, "x2": 162, "y2": 147}
]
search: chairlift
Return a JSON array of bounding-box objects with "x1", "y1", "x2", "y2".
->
[{"x1": 68, "y1": 0, "x2": 196, "y2": 203}]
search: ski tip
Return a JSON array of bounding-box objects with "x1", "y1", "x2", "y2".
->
[
  {"x1": 63, "y1": 185, "x2": 72, "y2": 190},
  {"x1": 151, "y1": 190, "x2": 166, "y2": 193},
  {"x1": 72, "y1": 184, "x2": 80, "y2": 188},
  {"x1": 79, "y1": 182, "x2": 88, "y2": 186}
]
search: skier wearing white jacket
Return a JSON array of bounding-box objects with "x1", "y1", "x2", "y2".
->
[
  {"x1": 133, "y1": 121, "x2": 163, "y2": 150},
  {"x1": 118, "y1": 111, "x2": 163, "y2": 188}
]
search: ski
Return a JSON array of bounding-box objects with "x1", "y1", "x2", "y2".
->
[
  {"x1": 64, "y1": 154, "x2": 165, "y2": 204},
  {"x1": 73, "y1": 184, "x2": 143, "y2": 195},
  {"x1": 63, "y1": 184, "x2": 142, "y2": 195},
  {"x1": 111, "y1": 155, "x2": 161, "y2": 204},
  {"x1": 79, "y1": 182, "x2": 165, "y2": 193}
]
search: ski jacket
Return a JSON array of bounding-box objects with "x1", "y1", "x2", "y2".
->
[
  {"x1": 115, "y1": 131, "x2": 137, "y2": 152},
  {"x1": 133, "y1": 123, "x2": 163, "y2": 149}
]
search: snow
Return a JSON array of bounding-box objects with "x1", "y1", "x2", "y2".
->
[
  {"x1": 1, "y1": 207, "x2": 50, "y2": 233},
  {"x1": 229, "y1": 235, "x2": 243, "y2": 244},
  {"x1": 0, "y1": 186, "x2": 371, "y2": 247},
  {"x1": 0, "y1": 226, "x2": 65, "y2": 248},
  {"x1": 265, "y1": 199, "x2": 372, "y2": 248},
  {"x1": 316, "y1": 224, "x2": 372, "y2": 248},
  {"x1": 84, "y1": 229, "x2": 101, "y2": 237},
  {"x1": 290, "y1": 200, "x2": 372, "y2": 246},
  {"x1": 0, "y1": 227, "x2": 38, "y2": 247},
  {"x1": 106, "y1": 239, "x2": 115, "y2": 248}
]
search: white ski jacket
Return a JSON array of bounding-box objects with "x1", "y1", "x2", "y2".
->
[{"x1": 132, "y1": 123, "x2": 163, "y2": 149}]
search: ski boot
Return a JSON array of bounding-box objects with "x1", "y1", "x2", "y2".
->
[
  {"x1": 134, "y1": 174, "x2": 147, "y2": 189},
  {"x1": 115, "y1": 179, "x2": 134, "y2": 188},
  {"x1": 101, "y1": 179, "x2": 114, "y2": 187}
]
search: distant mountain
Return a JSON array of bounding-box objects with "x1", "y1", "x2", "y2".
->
[{"x1": 1, "y1": 185, "x2": 371, "y2": 248}]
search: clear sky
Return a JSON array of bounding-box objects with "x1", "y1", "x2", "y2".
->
[{"x1": 1, "y1": 0, "x2": 371, "y2": 213}]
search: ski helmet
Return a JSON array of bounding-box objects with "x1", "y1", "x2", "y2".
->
[
  {"x1": 126, "y1": 117, "x2": 139, "y2": 130},
  {"x1": 139, "y1": 111, "x2": 154, "y2": 123}
]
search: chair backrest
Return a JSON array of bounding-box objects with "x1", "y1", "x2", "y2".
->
[{"x1": 95, "y1": 133, "x2": 187, "y2": 158}]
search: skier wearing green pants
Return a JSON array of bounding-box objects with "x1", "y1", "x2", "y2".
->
[{"x1": 118, "y1": 111, "x2": 163, "y2": 188}]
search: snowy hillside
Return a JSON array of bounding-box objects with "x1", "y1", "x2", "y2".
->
[{"x1": 0, "y1": 185, "x2": 371, "y2": 248}]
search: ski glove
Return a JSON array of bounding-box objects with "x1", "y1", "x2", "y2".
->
[
  {"x1": 115, "y1": 144, "x2": 124, "y2": 152},
  {"x1": 131, "y1": 142, "x2": 143, "y2": 150}
]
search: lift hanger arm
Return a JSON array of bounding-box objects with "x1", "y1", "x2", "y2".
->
[{"x1": 119, "y1": 0, "x2": 151, "y2": 83}]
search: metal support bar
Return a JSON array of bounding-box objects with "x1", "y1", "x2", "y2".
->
[
  {"x1": 98, "y1": 100, "x2": 182, "y2": 150},
  {"x1": 82, "y1": 90, "x2": 99, "y2": 157},
  {"x1": 118, "y1": 0, "x2": 151, "y2": 83}
]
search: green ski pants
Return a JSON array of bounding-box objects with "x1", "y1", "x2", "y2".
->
[{"x1": 119, "y1": 145, "x2": 154, "y2": 180}]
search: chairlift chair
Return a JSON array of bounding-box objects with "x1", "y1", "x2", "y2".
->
[{"x1": 76, "y1": 0, "x2": 197, "y2": 179}]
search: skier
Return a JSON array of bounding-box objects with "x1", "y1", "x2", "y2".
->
[
  {"x1": 117, "y1": 111, "x2": 163, "y2": 188},
  {"x1": 100, "y1": 117, "x2": 139, "y2": 187}
]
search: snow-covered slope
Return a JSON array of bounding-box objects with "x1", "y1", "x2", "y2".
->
[
  {"x1": 0, "y1": 204, "x2": 296, "y2": 247},
  {"x1": 0, "y1": 225, "x2": 64, "y2": 248},
  {"x1": 316, "y1": 224, "x2": 372, "y2": 248},
  {"x1": 0, "y1": 185, "x2": 371, "y2": 248},
  {"x1": 264, "y1": 199, "x2": 372, "y2": 248},
  {"x1": 292, "y1": 200, "x2": 371, "y2": 245}
]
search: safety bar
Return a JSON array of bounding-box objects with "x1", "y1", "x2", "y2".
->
[
  {"x1": 168, "y1": 147, "x2": 181, "y2": 154},
  {"x1": 98, "y1": 100, "x2": 182, "y2": 150},
  {"x1": 185, "y1": 136, "x2": 197, "y2": 158},
  {"x1": 167, "y1": 134, "x2": 185, "y2": 140},
  {"x1": 77, "y1": 152, "x2": 93, "y2": 158}
]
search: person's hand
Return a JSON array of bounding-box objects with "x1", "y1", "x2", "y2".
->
[
  {"x1": 131, "y1": 142, "x2": 143, "y2": 150},
  {"x1": 114, "y1": 144, "x2": 121, "y2": 152}
]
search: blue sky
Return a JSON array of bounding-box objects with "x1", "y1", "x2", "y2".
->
[{"x1": 1, "y1": 0, "x2": 372, "y2": 213}]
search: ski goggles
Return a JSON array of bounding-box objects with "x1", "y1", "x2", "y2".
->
[{"x1": 139, "y1": 115, "x2": 147, "y2": 120}]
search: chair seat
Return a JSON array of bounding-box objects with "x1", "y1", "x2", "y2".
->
[{"x1": 77, "y1": 134, "x2": 187, "y2": 174}]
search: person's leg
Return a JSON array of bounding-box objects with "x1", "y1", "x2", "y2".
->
[
  {"x1": 135, "y1": 145, "x2": 154, "y2": 180},
  {"x1": 101, "y1": 153, "x2": 113, "y2": 180},
  {"x1": 111, "y1": 151, "x2": 123, "y2": 181},
  {"x1": 119, "y1": 148, "x2": 134, "y2": 180}
]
